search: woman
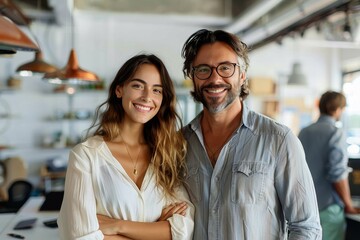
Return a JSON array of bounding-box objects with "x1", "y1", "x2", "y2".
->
[{"x1": 58, "y1": 54, "x2": 194, "y2": 240}]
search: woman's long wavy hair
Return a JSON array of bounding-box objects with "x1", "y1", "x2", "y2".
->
[
  {"x1": 88, "y1": 54, "x2": 187, "y2": 197},
  {"x1": 182, "y1": 29, "x2": 250, "y2": 100}
]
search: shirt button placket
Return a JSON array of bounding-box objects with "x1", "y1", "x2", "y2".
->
[{"x1": 208, "y1": 175, "x2": 220, "y2": 240}]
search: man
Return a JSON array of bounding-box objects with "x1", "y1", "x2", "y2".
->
[
  {"x1": 181, "y1": 29, "x2": 321, "y2": 240},
  {"x1": 298, "y1": 91, "x2": 360, "y2": 240}
]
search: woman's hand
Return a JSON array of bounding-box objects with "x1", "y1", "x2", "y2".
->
[
  {"x1": 97, "y1": 214, "x2": 121, "y2": 235},
  {"x1": 157, "y1": 202, "x2": 188, "y2": 221}
]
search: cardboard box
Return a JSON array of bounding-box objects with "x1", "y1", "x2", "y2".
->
[
  {"x1": 263, "y1": 100, "x2": 279, "y2": 119},
  {"x1": 249, "y1": 77, "x2": 276, "y2": 95}
]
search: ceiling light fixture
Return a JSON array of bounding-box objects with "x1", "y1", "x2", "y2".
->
[
  {"x1": 288, "y1": 62, "x2": 307, "y2": 85},
  {"x1": 9, "y1": 0, "x2": 59, "y2": 76},
  {"x1": 43, "y1": 49, "x2": 99, "y2": 84},
  {"x1": 16, "y1": 51, "x2": 58, "y2": 76},
  {"x1": 0, "y1": 15, "x2": 38, "y2": 54},
  {"x1": 43, "y1": 0, "x2": 99, "y2": 84}
]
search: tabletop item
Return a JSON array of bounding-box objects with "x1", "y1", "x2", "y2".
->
[
  {"x1": 43, "y1": 219, "x2": 58, "y2": 228},
  {"x1": 7, "y1": 233, "x2": 25, "y2": 239},
  {"x1": 13, "y1": 218, "x2": 37, "y2": 230}
]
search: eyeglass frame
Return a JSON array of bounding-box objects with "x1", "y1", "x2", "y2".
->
[{"x1": 191, "y1": 62, "x2": 240, "y2": 80}]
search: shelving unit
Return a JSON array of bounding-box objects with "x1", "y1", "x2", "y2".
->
[
  {"x1": 39, "y1": 87, "x2": 107, "y2": 148},
  {"x1": 0, "y1": 79, "x2": 107, "y2": 190}
]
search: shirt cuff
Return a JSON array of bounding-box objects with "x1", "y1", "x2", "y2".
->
[{"x1": 167, "y1": 214, "x2": 194, "y2": 240}]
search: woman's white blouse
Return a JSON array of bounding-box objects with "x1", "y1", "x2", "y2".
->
[{"x1": 58, "y1": 136, "x2": 194, "y2": 240}]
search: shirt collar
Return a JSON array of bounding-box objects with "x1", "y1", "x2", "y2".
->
[
  {"x1": 188, "y1": 101, "x2": 253, "y2": 134},
  {"x1": 317, "y1": 114, "x2": 336, "y2": 125}
]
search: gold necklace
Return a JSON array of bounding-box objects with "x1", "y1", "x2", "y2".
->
[{"x1": 119, "y1": 133, "x2": 141, "y2": 175}]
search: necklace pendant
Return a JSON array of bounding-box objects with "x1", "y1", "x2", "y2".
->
[{"x1": 133, "y1": 168, "x2": 138, "y2": 175}]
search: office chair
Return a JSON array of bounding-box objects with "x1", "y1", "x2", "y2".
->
[
  {"x1": 0, "y1": 180, "x2": 33, "y2": 213},
  {"x1": 0, "y1": 157, "x2": 27, "y2": 201}
]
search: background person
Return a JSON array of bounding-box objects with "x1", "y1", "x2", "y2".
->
[
  {"x1": 298, "y1": 90, "x2": 360, "y2": 240},
  {"x1": 181, "y1": 29, "x2": 321, "y2": 240},
  {"x1": 58, "y1": 54, "x2": 194, "y2": 240}
]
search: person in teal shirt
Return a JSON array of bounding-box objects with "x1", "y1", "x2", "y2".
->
[{"x1": 299, "y1": 90, "x2": 360, "y2": 240}]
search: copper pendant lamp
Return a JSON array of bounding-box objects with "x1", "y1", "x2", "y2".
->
[
  {"x1": 0, "y1": 16, "x2": 39, "y2": 54},
  {"x1": 16, "y1": 51, "x2": 58, "y2": 76},
  {"x1": 1, "y1": 0, "x2": 58, "y2": 75},
  {"x1": 43, "y1": 48, "x2": 99, "y2": 85},
  {"x1": 43, "y1": 0, "x2": 99, "y2": 85}
]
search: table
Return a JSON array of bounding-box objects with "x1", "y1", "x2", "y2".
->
[
  {"x1": 0, "y1": 213, "x2": 16, "y2": 233},
  {"x1": 0, "y1": 196, "x2": 59, "y2": 239},
  {"x1": 345, "y1": 197, "x2": 360, "y2": 240}
]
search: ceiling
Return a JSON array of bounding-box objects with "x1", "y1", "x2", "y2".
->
[{"x1": 9, "y1": 0, "x2": 360, "y2": 50}]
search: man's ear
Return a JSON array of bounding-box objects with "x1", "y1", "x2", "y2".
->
[
  {"x1": 240, "y1": 71, "x2": 246, "y2": 81},
  {"x1": 115, "y1": 85, "x2": 122, "y2": 98}
]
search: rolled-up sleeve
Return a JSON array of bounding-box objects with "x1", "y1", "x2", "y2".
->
[
  {"x1": 275, "y1": 131, "x2": 322, "y2": 240},
  {"x1": 166, "y1": 185, "x2": 194, "y2": 240},
  {"x1": 327, "y1": 128, "x2": 349, "y2": 183},
  {"x1": 58, "y1": 146, "x2": 104, "y2": 240}
]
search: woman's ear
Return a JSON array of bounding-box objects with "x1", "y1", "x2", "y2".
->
[{"x1": 115, "y1": 85, "x2": 123, "y2": 98}]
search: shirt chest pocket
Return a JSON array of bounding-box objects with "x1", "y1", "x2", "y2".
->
[{"x1": 231, "y1": 161, "x2": 269, "y2": 204}]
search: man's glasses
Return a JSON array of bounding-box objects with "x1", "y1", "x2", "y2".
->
[{"x1": 192, "y1": 63, "x2": 240, "y2": 80}]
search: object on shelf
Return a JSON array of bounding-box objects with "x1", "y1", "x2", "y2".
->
[
  {"x1": 74, "y1": 109, "x2": 92, "y2": 120},
  {"x1": 182, "y1": 78, "x2": 193, "y2": 88},
  {"x1": 78, "y1": 80, "x2": 105, "y2": 90},
  {"x1": 7, "y1": 76, "x2": 22, "y2": 89},
  {"x1": 45, "y1": 109, "x2": 93, "y2": 121},
  {"x1": 0, "y1": 145, "x2": 13, "y2": 150},
  {"x1": 52, "y1": 131, "x2": 67, "y2": 148},
  {"x1": 46, "y1": 157, "x2": 67, "y2": 172},
  {"x1": 51, "y1": 82, "x2": 105, "y2": 93},
  {"x1": 263, "y1": 100, "x2": 279, "y2": 119},
  {"x1": 42, "y1": 131, "x2": 66, "y2": 148},
  {"x1": 249, "y1": 76, "x2": 276, "y2": 95},
  {"x1": 41, "y1": 130, "x2": 81, "y2": 149},
  {"x1": 40, "y1": 165, "x2": 66, "y2": 193}
]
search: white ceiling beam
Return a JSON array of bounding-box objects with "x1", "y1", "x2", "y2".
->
[{"x1": 224, "y1": 0, "x2": 283, "y2": 33}]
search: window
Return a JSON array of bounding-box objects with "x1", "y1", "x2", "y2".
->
[{"x1": 343, "y1": 70, "x2": 360, "y2": 158}]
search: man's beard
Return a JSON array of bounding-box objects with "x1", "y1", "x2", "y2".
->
[{"x1": 192, "y1": 81, "x2": 242, "y2": 114}]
